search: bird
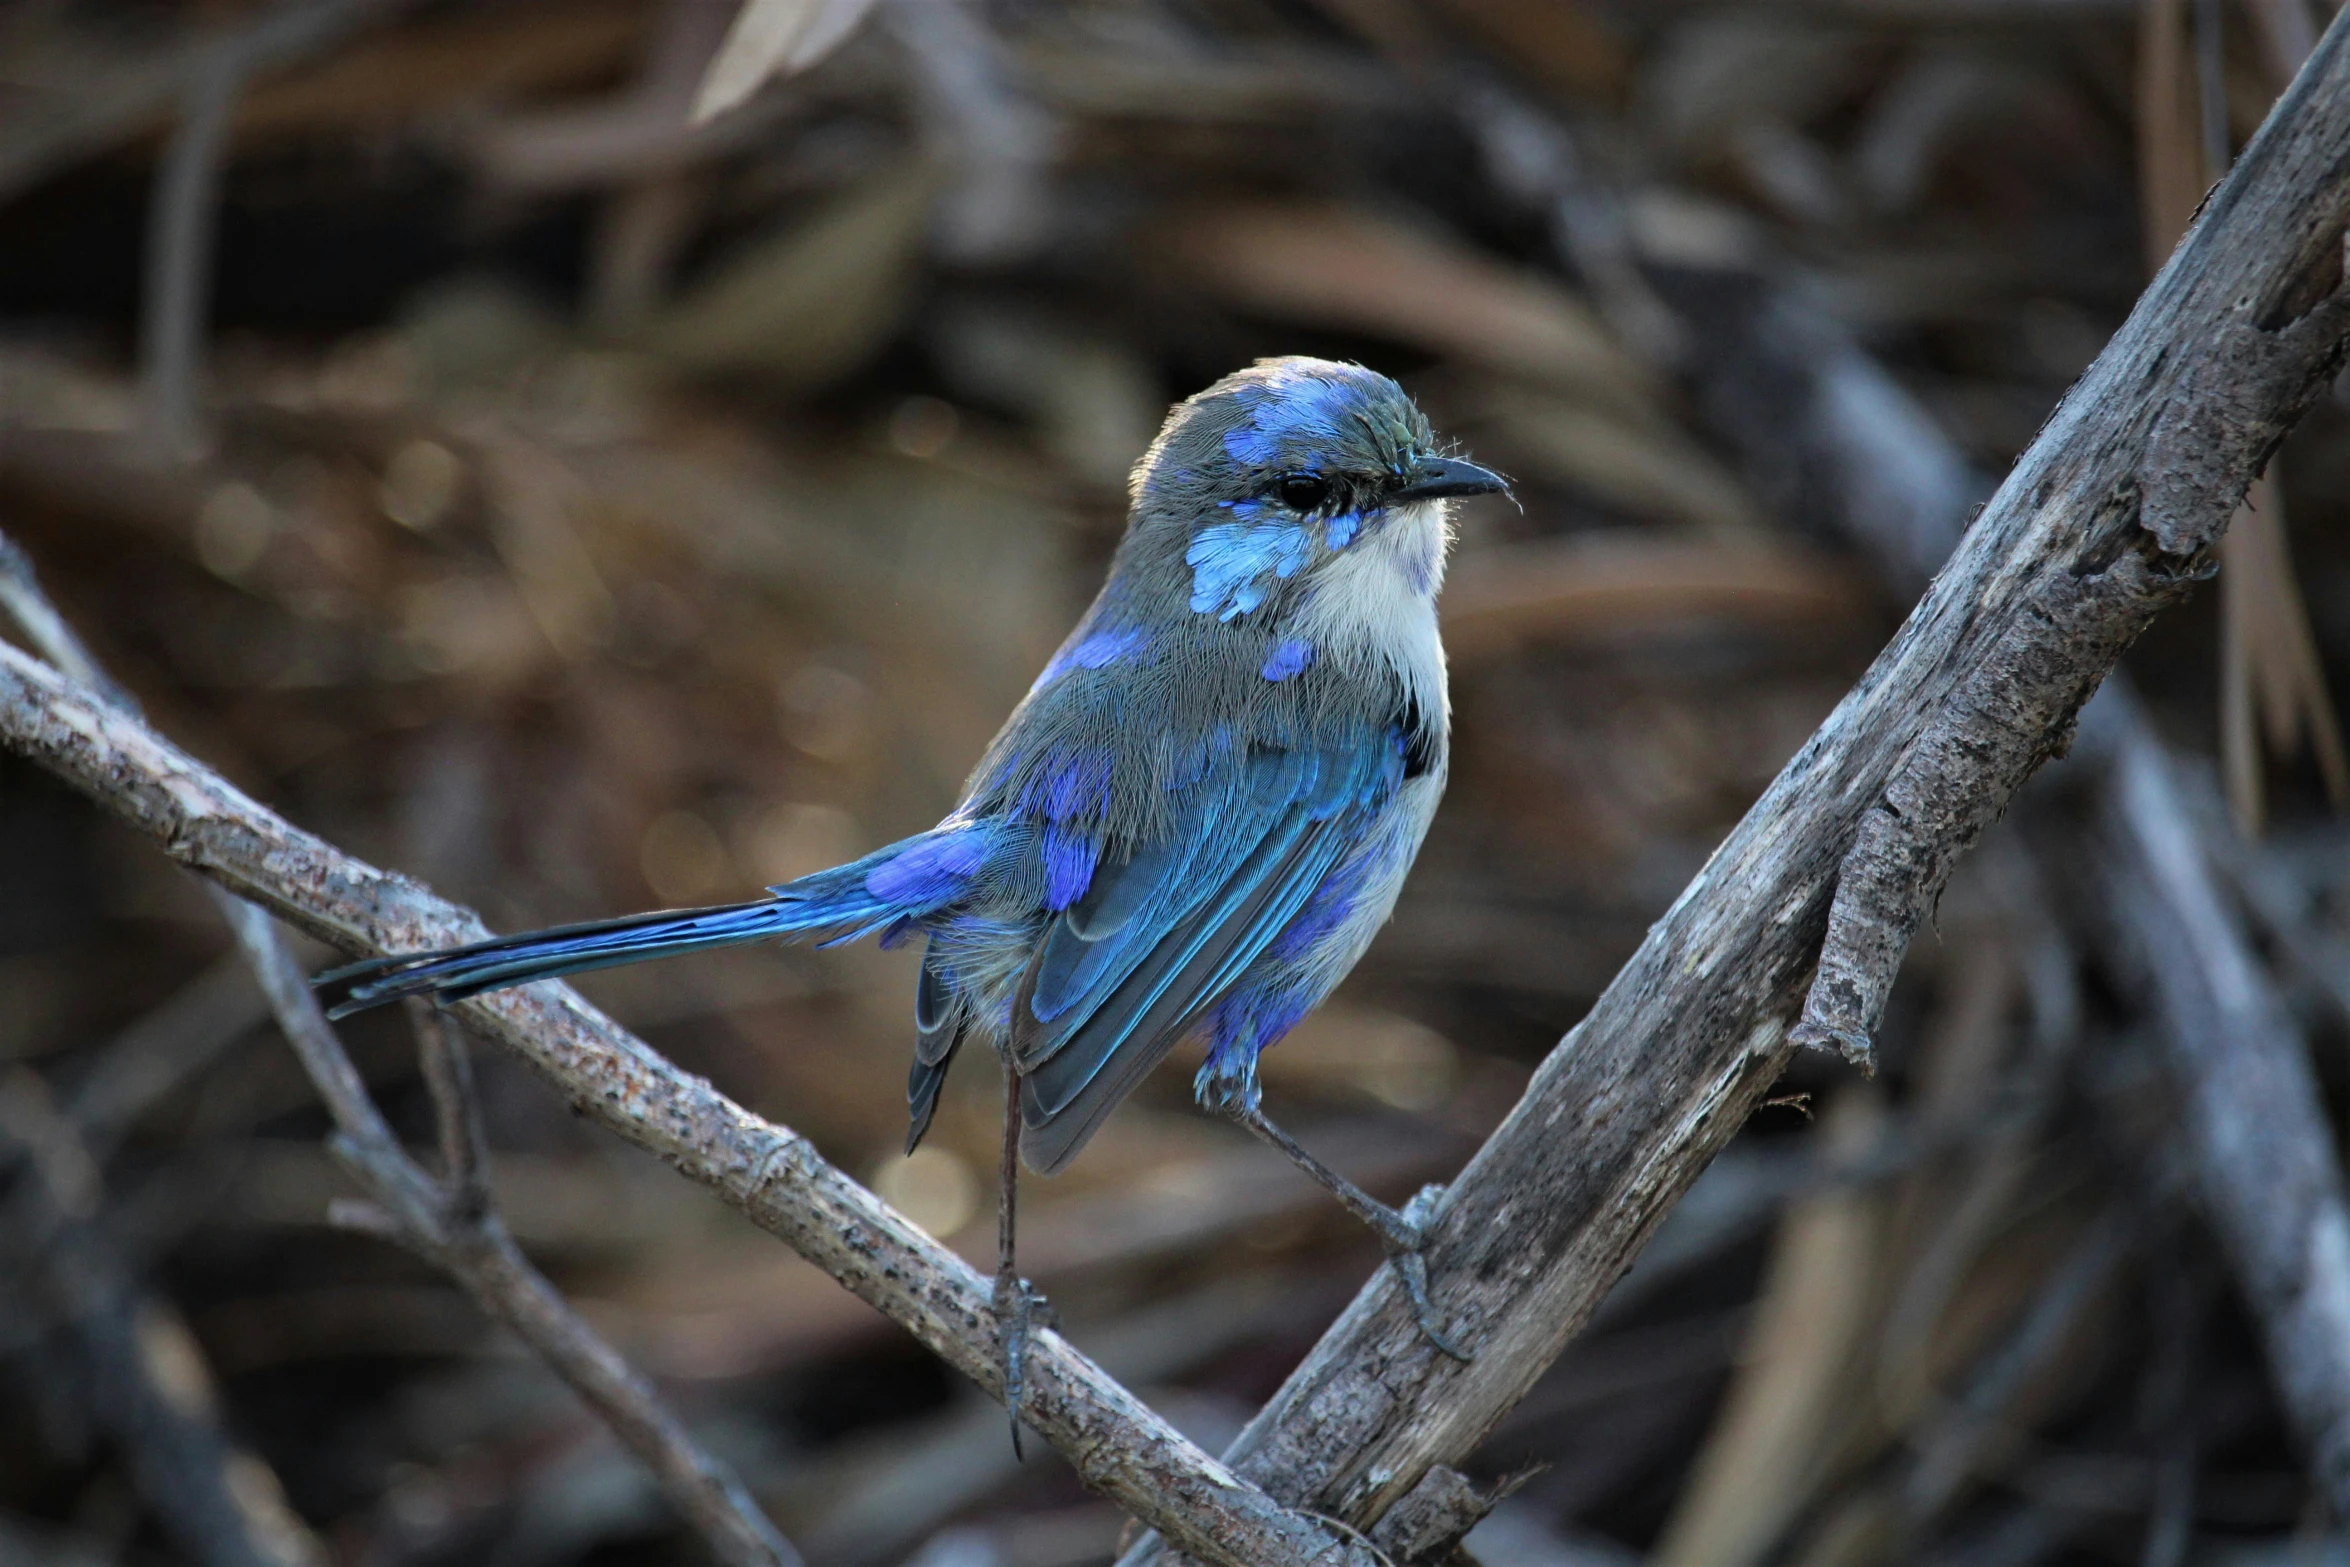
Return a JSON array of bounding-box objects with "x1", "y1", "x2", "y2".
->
[{"x1": 319, "y1": 356, "x2": 1509, "y2": 1418}]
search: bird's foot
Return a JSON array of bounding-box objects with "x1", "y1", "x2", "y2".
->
[
  {"x1": 1370, "y1": 1185, "x2": 1473, "y2": 1363},
  {"x1": 1221, "y1": 1098, "x2": 1474, "y2": 1362},
  {"x1": 993, "y1": 1267, "x2": 1054, "y2": 1457}
]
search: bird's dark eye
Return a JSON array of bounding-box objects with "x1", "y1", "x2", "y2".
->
[{"x1": 1277, "y1": 473, "x2": 1331, "y2": 512}]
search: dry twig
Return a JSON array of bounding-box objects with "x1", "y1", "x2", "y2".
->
[
  {"x1": 136, "y1": 51, "x2": 241, "y2": 463},
  {"x1": 0, "y1": 0, "x2": 427, "y2": 204},
  {"x1": 0, "y1": 540, "x2": 806, "y2": 1567},
  {"x1": 2081, "y1": 691, "x2": 2350, "y2": 1510}
]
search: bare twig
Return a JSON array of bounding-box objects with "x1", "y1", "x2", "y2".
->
[
  {"x1": 879, "y1": 0, "x2": 1058, "y2": 262},
  {"x1": 1457, "y1": 78, "x2": 1687, "y2": 370},
  {"x1": 1121, "y1": 15, "x2": 2350, "y2": 1560},
  {"x1": 0, "y1": 0, "x2": 425, "y2": 205},
  {"x1": 1901, "y1": 1209, "x2": 2132, "y2": 1521},
  {"x1": 410, "y1": 1002, "x2": 490, "y2": 1222},
  {"x1": 62, "y1": 953, "x2": 266, "y2": 1164},
  {"x1": 137, "y1": 52, "x2": 242, "y2": 463},
  {"x1": 0, "y1": 1070, "x2": 323, "y2": 1567},
  {"x1": 2080, "y1": 690, "x2": 2350, "y2": 1510},
  {"x1": 0, "y1": 588, "x2": 1382, "y2": 1567},
  {"x1": 0, "y1": 546, "x2": 807, "y2": 1567}
]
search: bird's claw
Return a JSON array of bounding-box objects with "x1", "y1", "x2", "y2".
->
[
  {"x1": 994, "y1": 1269, "x2": 1051, "y2": 1457},
  {"x1": 1375, "y1": 1185, "x2": 1473, "y2": 1363}
]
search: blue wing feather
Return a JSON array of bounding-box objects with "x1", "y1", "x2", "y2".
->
[
  {"x1": 1026, "y1": 747, "x2": 1325, "y2": 1033},
  {"x1": 905, "y1": 937, "x2": 964, "y2": 1153},
  {"x1": 1013, "y1": 738, "x2": 1392, "y2": 1172}
]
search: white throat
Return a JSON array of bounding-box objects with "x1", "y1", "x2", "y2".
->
[{"x1": 1292, "y1": 499, "x2": 1451, "y2": 730}]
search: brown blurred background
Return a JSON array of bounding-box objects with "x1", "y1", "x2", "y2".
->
[{"x1": 5, "y1": 2, "x2": 2350, "y2": 1564}]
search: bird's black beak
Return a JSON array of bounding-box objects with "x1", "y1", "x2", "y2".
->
[{"x1": 1391, "y1": 455, "x2": 1511, "y2": 503}]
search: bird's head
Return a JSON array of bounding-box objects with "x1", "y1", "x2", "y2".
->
[{"x1": 1125, "y1": 357, "x2": 1509, "y2": 620}]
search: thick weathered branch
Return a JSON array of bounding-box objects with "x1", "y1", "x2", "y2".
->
[
  {"x1": 0, "y1": 636, "x2": 1381, "y2": 1567},
  {"x1": 1789, "y1": 554, "x2": 2161, "y2": 1066},
  {"x1": 1124, "y1": 13, "x2": 2350, "y2": 1560}
]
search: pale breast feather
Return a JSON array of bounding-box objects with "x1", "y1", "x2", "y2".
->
[{"x1": 1292, "y1": 498, "x2": 1451, "y2": 759}]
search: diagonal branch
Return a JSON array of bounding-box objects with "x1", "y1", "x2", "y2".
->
[
  {"x1": 223, "y1": 895, "x2": 805, "y2": 1567},
  {"x1": 0, "y1": 538, "x2": 805, "y2": 1567},
  {"x1": 1119, "y1": 9, "x2": 2350, "y2": 1560},
  {"x1": 0, "y1": 610, "x2": 1382, "y2": 1567}
]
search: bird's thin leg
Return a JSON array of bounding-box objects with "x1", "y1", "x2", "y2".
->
[
  {"x1": 995, "y1": 1063, "x2": 1043, "y2": 1456},
  {"x1": 1226, "y1": 1101, "x2": 1473, "y2": 1362}
]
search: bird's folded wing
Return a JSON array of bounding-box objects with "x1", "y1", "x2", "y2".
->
[{"x1": 1013, "y1": 741, "x2": 1378, "y2": 1172}]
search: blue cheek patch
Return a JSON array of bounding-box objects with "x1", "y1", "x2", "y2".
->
[
  {"x1": 1261, "y1": 638, "x2": 1315, "y2": 682},
  {"x1": 1188, "y1": 522, "x2": 1314, "y2": 619},
  {"x1": 1324, "y1": 510, "x2": 1371, "y2": 549}
]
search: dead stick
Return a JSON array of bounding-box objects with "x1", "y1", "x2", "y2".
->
[
  {"x1": 0, "y1": 605, "x2": 1380, "y2": 1567},
  {"x1": 2081, "y1": 693, "x2": 2350, "y2": 1510},
  {"x1": 136, "y1": 52, "x2": 240, "y2": 462},
  {"x1": 0, "y1": 546, "x2": 807, "y2": 1567}
]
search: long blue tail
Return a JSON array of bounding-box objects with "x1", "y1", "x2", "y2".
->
[{"x1": 317, "y1": 849, "x2": 929, "y2": 1019}]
